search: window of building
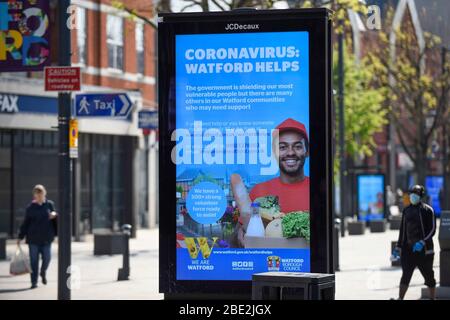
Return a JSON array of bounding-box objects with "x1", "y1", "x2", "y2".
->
[
  {"x1": 135, "y1": 22, "x2": 145, "y2": 75},
  {"x1": 76, "y1": 7, "x2": 87, "y2": 65},
  {"x1": 107, "y1": 14, "x2": 124, "y2": 70}
]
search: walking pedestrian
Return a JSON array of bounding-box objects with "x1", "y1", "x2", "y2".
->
[
  {"x1": 17, "y1": 185, "x2": 58, "y2": 289},
  {"x1": 392, "y1": 185, "x2": 437, "y2": 300}
]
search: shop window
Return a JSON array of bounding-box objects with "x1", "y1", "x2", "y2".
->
[
  {"x1": 23, "y1": 131, "x2": 32, "y2": 147},
  {"x1": 32, "y1": 131, "x2": 43, "y2": 148},
  {"x1": 42, "y1": 131, "x2": 53, "y2": 148},
  {"x1": 0, "y1": 131, "x2": 11, "y2": 147}
]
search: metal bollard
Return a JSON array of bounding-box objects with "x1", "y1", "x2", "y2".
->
[
  {"x1": 117, "y1": 224, "x2": 132, "y2": 281},
  {"x1": 334, "y1": 218, "x2": 340, "y2": 272}
]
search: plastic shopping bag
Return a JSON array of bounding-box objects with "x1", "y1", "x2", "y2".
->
[{"x1": 10, "y1": 245, "x2": 31, "y2": 276}]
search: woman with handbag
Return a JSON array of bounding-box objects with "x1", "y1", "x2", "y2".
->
[{"x1": 17, "y1": 185, "x2": 57, "y2": 289}]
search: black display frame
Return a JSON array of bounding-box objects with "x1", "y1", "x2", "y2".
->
[{"x1": 158, "y1": 8, "x2": 334, "y2": 298}]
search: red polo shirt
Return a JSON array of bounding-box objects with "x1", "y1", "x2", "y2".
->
[{"x1": 249, "y1": 177, "x2": 310, "y2": 213}]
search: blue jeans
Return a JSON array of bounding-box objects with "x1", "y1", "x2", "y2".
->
[{"x1": 28, "y1": 244, "x2": 51, "y2": 285}]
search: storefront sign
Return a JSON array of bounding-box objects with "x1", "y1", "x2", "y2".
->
[{"x1": 0, "y1": 94, "x2": 19, "y2": 113}]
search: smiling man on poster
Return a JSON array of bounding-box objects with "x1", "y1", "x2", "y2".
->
[
  {"x1": 233, "y1": 117, "x2": 310, "y2": 247},
  {"x1": 250, "y1": 118, "x2": 309, "y2": 211}
]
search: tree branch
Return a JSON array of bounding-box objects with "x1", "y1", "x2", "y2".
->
[
  {"x1": 395, "y1": 121, "x2": 418, "y2": 166},
  {"x1": 210, "y1": 0, "x2": 228, "y2": 11},
  {"x1": 180, "y1": 1, "x2": 202, "y2": 12},
  {"x1": 120, "y1": 6, "x2": 157, "y2": 29}
]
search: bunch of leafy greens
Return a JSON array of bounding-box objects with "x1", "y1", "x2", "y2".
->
[
  {"x1": 282, "y1": 212, "x2": 310, "y2": 241},
  {"x1": 254, "y1": 196, "x2": 280, "y2": 211}
]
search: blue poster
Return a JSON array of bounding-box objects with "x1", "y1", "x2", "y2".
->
[
  {"x1": 426, "y1": 176, "x2": 443, "y2": 216},
  {"x1": 174, "y1": 32, "x2": 311, "y2": 280},
  {"x1": 357, "y1": 175, "x2": 385, "y2": 221},
  {"x1": 409, "y1": 176, "x2": 443, "y2": 217}
]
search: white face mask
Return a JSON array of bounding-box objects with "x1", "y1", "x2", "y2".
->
[{"x1": 409, "y1": 193, "x2": 421, "y2": 205}]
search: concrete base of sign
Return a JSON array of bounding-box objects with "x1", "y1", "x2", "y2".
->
[
  {"x1": 348, "y1": 221, "x2": 365, "y2": 235},
  {"x1": 439, "y1": 211, "x2": 450, "y2": 250},
  {"x1": 252, "y1": 272, "x2": 335, "y2": 300},
  {"x1": 420, "y1": 251, "x2": 450, "y2": 299},
  {"x1": 389, "y1": 216, "x2": 402, "y2": 230},
  {"x1": 391, "y1": 241, "x2": 401, "y2": 267},
  {"x1": 165, "y1": 293, "x2": 251, "y2": 300},
  {"x1": 73, "y1": 234, "x2": 87, "y2": 242},
  {"x1": 0, "y1": 233, "x2": 6, "y2": 260},
  {"x1": 370, "y1": 220, "x2": 387, "y2": 233},
  {"x1": 93, "y1": 231, "x2": 124, "y2": 255},
  {"x1": 421, "y1": 286, "x2": 450, "y2": 300}
]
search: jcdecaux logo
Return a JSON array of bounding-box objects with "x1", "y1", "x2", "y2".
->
[{"x1": 225, "y1": 23, "x2": 260, "y2": 31}]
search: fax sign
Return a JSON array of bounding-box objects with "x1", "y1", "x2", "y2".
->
[{"x1": 75, "y1": 93, "x2": 133, "y2": 118}]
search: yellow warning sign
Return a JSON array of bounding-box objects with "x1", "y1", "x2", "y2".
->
[{"x1": 69, "y1": 119, "x2": 78, "y2": 158}]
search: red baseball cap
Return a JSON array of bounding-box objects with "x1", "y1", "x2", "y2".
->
[{"x1": 275, "y1": 118, "x2": 308, "y2": 144}]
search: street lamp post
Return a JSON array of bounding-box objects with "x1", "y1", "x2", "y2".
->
[
  {"x1": 338, "y1": 20, "x2": 346, "y2": 237},
  {"x1": 57, "y1": 0, "x2": 72, "y2": 300},
  {"x1": 442, "y1": 47, "x2": 449, "y2": 212}
]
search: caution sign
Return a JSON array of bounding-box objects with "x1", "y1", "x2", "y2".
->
[{"x1": 69, "y1": 119, "x2": 78, "y2": 158}]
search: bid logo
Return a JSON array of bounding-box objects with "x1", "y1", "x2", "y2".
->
[{"x1": 0, "y1": 0, "x2": 50, "y2": 71}]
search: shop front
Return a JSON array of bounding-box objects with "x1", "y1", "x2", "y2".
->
[{"x1": 0, "y1": 91, "x2": 151, "y2": 238}]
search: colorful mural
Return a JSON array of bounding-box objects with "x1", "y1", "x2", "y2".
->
[{"x1": 0, "y1": 0, "x2": 50, "y2": 72}]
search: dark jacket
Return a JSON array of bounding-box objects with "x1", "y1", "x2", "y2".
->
[
  {"x1": 18, "y1": 199, "x2": 57, "y2": 245},
  {"x1": 397, "y1": 202, "x2": 436, "y2": 254}
]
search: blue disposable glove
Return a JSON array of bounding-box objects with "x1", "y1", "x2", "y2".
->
[
  {"x1": 413, "y1": 241, "x2": 425, "y2": 252},
  {"x1": 392, "y1": 248, "x2": 400, "y2": 258},
  {"x1": 391, "y1": 248, "x2": 400, "y2": 261}
]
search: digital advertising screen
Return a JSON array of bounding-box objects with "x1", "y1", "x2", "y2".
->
[
  {"x1": 409, "y1": 175, "x2": 443, "y2": 217},
  {"x1": 426, "y1": 176, "x2": 444, "y2": 217},
  {"x1": 357, "y1": 174, "x2": 385, "y2": 221},
  {"x1": 158, "y1": 9, "x2": 333, "y2": 295},
  {"x1": 174, "y1": 31, "x2": 310, "y2": 280}
]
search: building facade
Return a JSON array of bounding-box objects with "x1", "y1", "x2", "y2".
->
[
  {"x1": 0, "y1": 0, "x2": 159, "y2": 238},
  {"x1": 342, "y1": 0, "x2": 449, "y2": 216}
]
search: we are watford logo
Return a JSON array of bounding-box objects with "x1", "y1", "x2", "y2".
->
[{"x1": 184, "y1": 237, "x2": 218, "y2": 260}]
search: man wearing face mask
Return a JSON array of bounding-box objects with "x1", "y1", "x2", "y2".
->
[{"x1": 392, "y1": 185, "x2": 437, "y2": 300}]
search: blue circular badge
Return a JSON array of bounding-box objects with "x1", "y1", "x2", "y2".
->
[{"x1": 186, "y1": 182, "x2": 226, "y2": 225}]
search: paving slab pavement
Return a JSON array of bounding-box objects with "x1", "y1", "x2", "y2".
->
[
  {"x1": 0, "y1": 228, "x2": 442, "y2": 300},
  {"x1": 335, "y1": 229, "x2": 441, "y2": 300},
  {"x1": 0, "y1": 229, "x2": 162, "y2": 300}
]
